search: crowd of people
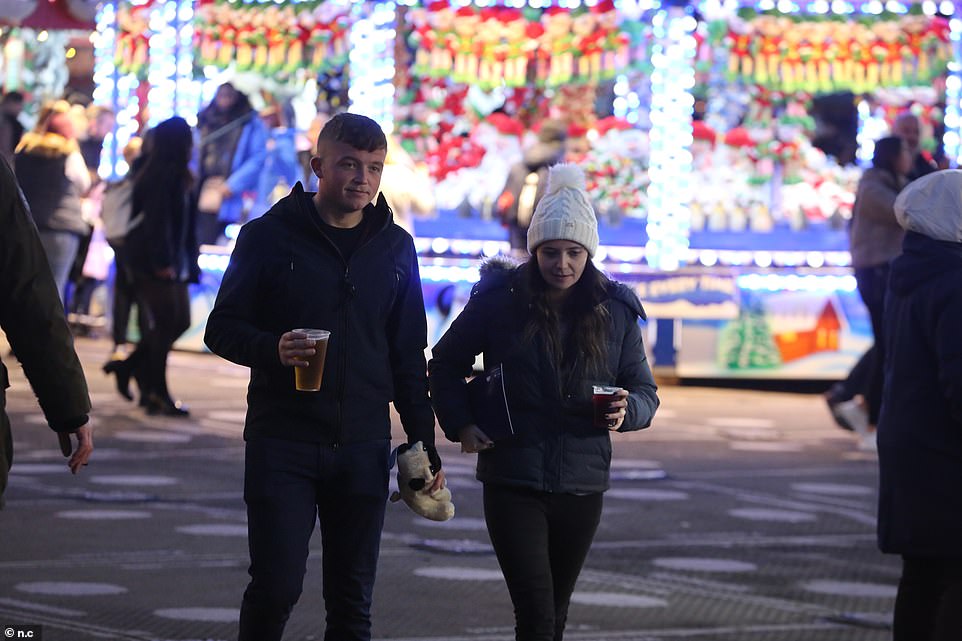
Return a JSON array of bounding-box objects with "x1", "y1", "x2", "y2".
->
[{"x1": 1, "y1": 81, "x2": 960, "y2": 641}]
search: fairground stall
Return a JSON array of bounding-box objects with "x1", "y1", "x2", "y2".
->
[
  {"x1": 665, "y1": 0, "x2": 956, "y2": 379},
  {"x1": 376, "y1": 0, "x2": 959, "y2": 380},
  {"x1": 84, "y1": 0, "x2": 962, "y2": 380}
]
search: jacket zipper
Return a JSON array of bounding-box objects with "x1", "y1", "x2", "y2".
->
[{"x1": 300, "y1": 191, "x2": 393, "y2": 449}]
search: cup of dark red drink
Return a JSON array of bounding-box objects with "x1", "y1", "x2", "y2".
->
[{"x1": 592, "y1": 385, "x2": 621, "y2": 429}]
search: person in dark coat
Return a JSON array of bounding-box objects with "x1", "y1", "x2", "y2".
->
[
  {"x1": 14, "y1": 109, "x2": 92, "y2": 303},
  {"x1": 204, "y1": 112, "x2": 443, "y2": 641},
  {"x1": 0, "y1": 90, "x2": 25, "y2": 167},
  {"x1": 0, "y1": 155, "x2": 93, "y2": 509},
  {"x1": 103, "y1": 117, "x2": 198, "y2": 416},
  {"x1": 498, "y1": 119, "x2": 567, "y2": 254},
  {"x1": 825, "y1": 136, "x2": 911, "y2": 449},
  {"x1": 429, "y1": 163, "x2": 659, "y2": 641},
  {"x1": 878, "y1": 169, "x2": 962, "y2": 641}
]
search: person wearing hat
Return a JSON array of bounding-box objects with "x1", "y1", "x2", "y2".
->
[
  {"x1": 497, "y1": 118, "x2": 568, "y2": 255},
  {"x1": 429, "y1": 163, "x2": 659, "y2": 641},
  {"x1": 877, "y1": 169, "x2": 962, "y2": 640}
]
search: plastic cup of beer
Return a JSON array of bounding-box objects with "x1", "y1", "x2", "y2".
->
[
  {"x1": 293, "y1": 329, "x2": 330, "y2": 392},
  {"x1": 592, "y1": 385, "x2": 621, "y2": 429}
]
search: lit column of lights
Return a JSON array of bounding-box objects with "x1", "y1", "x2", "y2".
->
[
  {"x1": 93, "y1": 1, "x2": 136, "y2": 179},
  {"x1": 856, "y1": 99, "x2": 889, "y2": 167},
  {"x1": 147, "y1": 0, "x2": 195, "y2": 126},
  {"x1": 614, "y1": 0, "x2": 658, "y2": 125},
  {"x1": 645, "y1": 2, "x2": 696, "y2": 272},
  {"x1": 173, "y1": 0, "x2": 201, "y2": 127},
  {"x1": 349, "y1": 1, "x2": 396, "y2": 133},
  {"x1": 945, "y1": 12, "x2": 962, "y2": 166}
]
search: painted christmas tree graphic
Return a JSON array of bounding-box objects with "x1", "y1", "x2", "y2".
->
[{"x1": 718, "y1": 296, "x2": 782, "y2": 370}]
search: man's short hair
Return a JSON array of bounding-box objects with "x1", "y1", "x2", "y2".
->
[
  {"x1": 2, "y1": 91, "x2": 24, "y2": 104},
  {"x1": 316, "y1": 113, "x2": 387, "y2": 157}
]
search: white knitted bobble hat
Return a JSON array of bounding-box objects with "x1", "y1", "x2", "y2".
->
[{"x1": 526, "y1": 163, "x2": 599, "y2": 257}]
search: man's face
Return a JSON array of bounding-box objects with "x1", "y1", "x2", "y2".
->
[
  {"x1": 2, "y1": 100, "x2": 22, "y2": 117},
  {"x1": 91, "y1": 113, "x2": 115, "y2": 138},
  {"x1": 893, "y1": 116, "x2": 921, "y2": 153},
  {"x1": 311, "y1": 141, "x2": 386, "y2": 216}
]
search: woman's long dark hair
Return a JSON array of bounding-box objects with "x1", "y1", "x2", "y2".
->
[
  {"x1": 198, "y1": 83, "x2": 252, "y2": 129},
  {"x1": 872, "y1": 136, "x2": 904, "y2": 178},
  {"x1": 522, "y1": 256, "x2": 611, "y2": 380},
  {"x1": 134, "y1": 117, "x2": 193, "y2": 190}
]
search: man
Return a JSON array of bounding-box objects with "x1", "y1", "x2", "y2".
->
[
  {"x1": 0, "y1": 91, "x2": 25, "y2": 167},
  {"x1": 0, "y1": 155, "x2": 93, "y2": 509},
  {"x1": 498, "y1": 118, "x2": 567, "y2": 254},
  {"x1": 892, "y1": 111, "x2": 939, "y2": 181},
  {"x1": 79, "y1": 104, "x2": 116, "y2": 179},
  {"x1": 204, "y1": 112, "x2": 443, "y2": 641}
]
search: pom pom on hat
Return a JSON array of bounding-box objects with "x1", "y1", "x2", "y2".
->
[{"x1": 526, "y1": 163, "x2": 599, "y2": 256}]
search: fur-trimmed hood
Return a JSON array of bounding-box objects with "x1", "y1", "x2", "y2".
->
[
  {"x1": 15, "y1": 131, "x2": 80, "y2": 158},
  {"x1": 476, "y1": 255, "x2": 646, "y2": 320}
]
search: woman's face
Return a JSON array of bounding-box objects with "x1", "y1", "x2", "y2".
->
[
  {"x1": 535, "y1": 240, "x2": 589, "y2": 293},
  {"x1": 896, "y1": 144, "x2": 913, "y2": 176},
  {"x1": 214, "y1": 86, "x2": 237, "y2": 111}
]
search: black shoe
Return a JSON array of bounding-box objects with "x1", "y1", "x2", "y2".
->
[
  {"x1": 145, "y1": 395, "x2": 190, "y2": 418},
  {"x1": 103, "y1": 359, "x2": 134, "y2": 402}
]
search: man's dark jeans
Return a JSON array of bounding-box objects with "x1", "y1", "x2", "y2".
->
[{"x1": 238, "y1": 437, "x2": 390, "y2": 641}]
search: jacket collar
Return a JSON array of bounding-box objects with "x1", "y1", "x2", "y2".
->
[
  {"x1": 273, "y1": 182, "x2": 394, "y2": 240},
  {"x1": 15, "y1": 131, "x2": 79, "y2": 158}
]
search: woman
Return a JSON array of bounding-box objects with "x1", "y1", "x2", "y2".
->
[
  {"x1": 195, "y1": 82, "x2": 267, "y2": 245},
  {"x1": 14, "y1": 105, "x2": 91, "y2": 303},
  {"x1": 250, "y1": 99, "x2": 299, "y2": 220},
  {"x1": 429, "y1": 164, "x2": 659, "y2": 641},
  {"x1": 829, "y1": 136, "x2": 912, "y2": 449},
  {"x1": 104, "y1": 117, "x2": 197, "y2": 416},
  {"x1": 878, "y1": 169, "x2": 962, "y2": 640}
]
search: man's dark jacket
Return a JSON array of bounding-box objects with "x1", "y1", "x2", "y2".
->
[
  {"x1": 428, "y1": 260, "x2": 659, "y2": 493},
  {"x1": 204, "y1": 183, "x2": 435, "y2": 447},
  {"x1": 0, "y1": 156, "x2": 90, "y2": 504},
  {"x1": 877, "y1": 231, "x2": 962, "y2": 556}
]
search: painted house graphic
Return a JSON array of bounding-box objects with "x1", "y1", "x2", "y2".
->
[{"x1": 772, "y1": 300, "x2": 842, "y2": 362}]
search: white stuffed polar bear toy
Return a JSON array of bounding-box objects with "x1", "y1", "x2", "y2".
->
[{"x1": 390, "y1": 441, "x2": 455, "y2": 522}]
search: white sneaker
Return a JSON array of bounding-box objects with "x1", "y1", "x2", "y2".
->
[
  {"x1": 857, "y1": 431, "x2": 878, "y2": 452},
  {"x1": 833, "y1": 400, "x2": 870, "y2": 437}
]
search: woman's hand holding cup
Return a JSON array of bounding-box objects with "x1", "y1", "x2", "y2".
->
[{"x1": 593, "y1": 386, "x2": 629, "y2": 431}]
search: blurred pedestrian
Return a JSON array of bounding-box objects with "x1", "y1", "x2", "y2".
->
[
  {"x1": 878, "y1": 168, "x2": 962, "y2": 641},
  {"x1": 102, "y1": 135, "x2": 149, "y2": 363},
  {"x1": 0, "y1": 90, "x2": 25, "y2": 167},
  {"x1": 204, "y1": 112, "x2": 443, "y2": 641},
  {"x1": 195, "y1": 83, "x2": 267, "y2": 245},
  {"x1": 825, "y1": 136, "x2": 911, "y2": 450},
  {"x1": 892, "y1": 111, "x2": 939, "y2": 182},
  {"x1": 14, "y1": 107, "x2": 92, "y2": 304},
  {"x1": 429, "y1": 163, "x2": 659, "y2": 641},
  {"x1": 78, "y1": 105, "x2": 115, "y2": 179},
  {"x1": 497, "y1": 119, "x2": 567, "y2": 255},
  {"x1": 251, "y1": 99, "x2": 300, "y2": 219},
  {"x1": 103, "y1": 117, "x2": 197, "y2": 416},
  {"x1": 0, "y1": 154, "x2": 93, "y2": 509}
]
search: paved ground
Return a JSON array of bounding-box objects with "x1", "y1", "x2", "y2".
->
[{"x1": 0, "y1": 336, "x2": 896, "y2": 641}]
